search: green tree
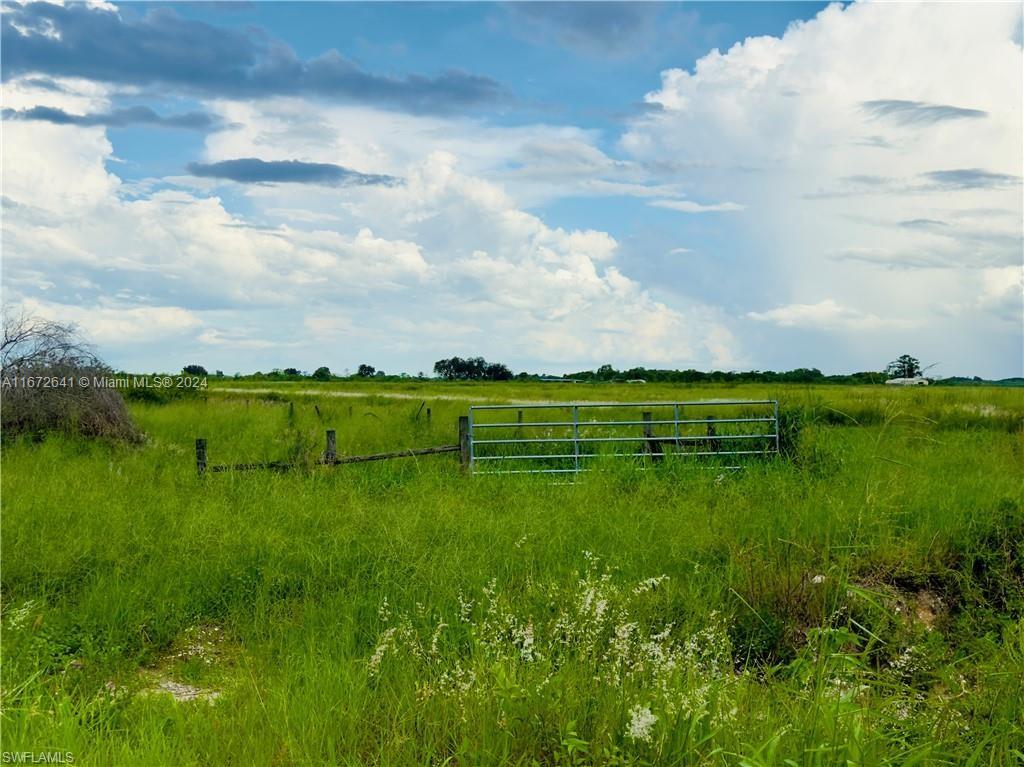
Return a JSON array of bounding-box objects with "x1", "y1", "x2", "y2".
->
[
  {"x1": 312, "y1": 366, "x2": 332, "y2": 381},
  {"x1": 886, "y1": 354, "x2": 922, "y2": 379}
]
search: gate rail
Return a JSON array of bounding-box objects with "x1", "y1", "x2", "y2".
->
[{"x1": 468, "y1": 400, "x2": 779, "y2": 475}]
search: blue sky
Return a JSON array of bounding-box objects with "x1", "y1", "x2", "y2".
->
[{"x1": 3, "y1": 1, "x2": 1021, "y2": 377}]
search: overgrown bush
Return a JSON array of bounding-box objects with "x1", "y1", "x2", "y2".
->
[{"x1": 1, "y1": 310, "x2": 140, "y2": 442}]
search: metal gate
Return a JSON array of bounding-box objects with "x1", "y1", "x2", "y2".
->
[{"x1": 468, "y1": 400, "x2": 779, "y2": 475}]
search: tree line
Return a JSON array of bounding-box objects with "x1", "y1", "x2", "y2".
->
[{"x1": 180, "y1": 355, "x2": 936, "y2": 385}]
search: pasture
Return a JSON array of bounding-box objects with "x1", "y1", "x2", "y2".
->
[{"x1": 2, "y1": 382, "x2": 1022, "y2": 765}]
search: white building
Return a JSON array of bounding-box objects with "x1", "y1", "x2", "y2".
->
[{"x1": 885, "y1": 377, "x2": 930, "y2": 386}]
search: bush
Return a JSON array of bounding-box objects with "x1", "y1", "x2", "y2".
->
[{"x1": 1, "y1": 310, "x2": 140, "y2": 442}]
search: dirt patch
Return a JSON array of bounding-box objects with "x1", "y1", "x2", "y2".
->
[
  {"x1": 139, "y1": 674, "x2": 221, "y2": 704},
  {"x1": 913, "y1": 590, "x2": 945, "y2": 630},
  {"x1": 118, "y1": 624, "x2": 234, "y2": 704}
]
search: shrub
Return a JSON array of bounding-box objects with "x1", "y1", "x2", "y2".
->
[{"x1": 1, "y1": 310, "x2": 140, "y2": 442}]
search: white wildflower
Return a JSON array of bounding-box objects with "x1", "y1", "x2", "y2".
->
[
  {"x1": 626, "y1": 704, "x2": 658, "y2": 743},
  {"x1": 429, "y1": 621, "x2": 448, "y2": 657},
  {"x1": 513, "y1": 620, "x2": 536, "y2": 662},
  {"x1": 367, "y1": 627, "x2": 397, "y2": 675},
  {"x1": 457, "y1": 591, "x2": 474, "y2": 623},
  {"x1": 5, "y1": 600, "x2": 37, "y2": 630},
  {"x1": 634, "y1": 575, "x2": 669, "y2": 594}
]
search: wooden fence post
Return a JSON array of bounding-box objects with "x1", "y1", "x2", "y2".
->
[
  {"x1": 314, "y1": 404, "x2": 322, "y2": 421},
  {"x1": 426, "y1": 407, "x2": 431, "y2": 423},
  {"x1": 706, "y1": 415, "x2": 720, "y2": 453},
  {"x1": 642, "y1": 411, "x2": 663, "y2": 462},
  {"x1": 325, "y1": 429, "x2": 337, "y2": 463},
  {"x1": 458, "y1": 415, "x2": 471, "y2": 472},
  {"x1": 196, "y1": 438, "x2": 207, "y2": 476}
]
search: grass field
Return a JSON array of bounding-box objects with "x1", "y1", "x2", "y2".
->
[{"x1": 2, "y1": 382, "x2": 1023, "y2": 765}]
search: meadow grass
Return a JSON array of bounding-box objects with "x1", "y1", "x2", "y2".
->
[{"x1": 1, "y1": 383, "x2": 1022, "y2": 765}]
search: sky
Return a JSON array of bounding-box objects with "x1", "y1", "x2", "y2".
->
[{"x1": 2, "y1": 1, "x2": 1022, "y2": 378}]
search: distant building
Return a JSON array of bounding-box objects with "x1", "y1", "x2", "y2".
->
[
  {"x1": 625, "y1": 379, "x2": 647, "y2": 384},
  {"x1": 885, "y1": 377, "x2": 929, "y2": 386}
]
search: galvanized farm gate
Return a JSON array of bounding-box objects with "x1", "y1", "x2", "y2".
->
[{"x1": 467, "y1": 400, "x2": 779, "y2": 475}]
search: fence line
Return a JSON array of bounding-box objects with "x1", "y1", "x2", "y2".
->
[
  {"x1": 196, "y1": 425, "x2": 467, "y2": 475},
  {"x1": 195, "y1": 401, "x2": 780, "y2": 477}
]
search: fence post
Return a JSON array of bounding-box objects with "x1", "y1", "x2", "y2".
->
[
  {"x1": 706, "y1": 415, "x2": 720, "y2": 453},
  {"x1": 426, "y1": 407, "x2": 431, "y2": 423},
  {"x1": 458, "y1": 415, "x2": 471, "y2": 473},
  {"x1": 314, "y1": 404, "x2": 322, "y2": 421},
  {"x1": 642, "y1": 411, "x2": 662, "y2": 462},
  {"x1": 196, "y1": 438, "x2": 207, "y2": 476},
  {"x1": 572, "y1": 405, "x2": 580, "y2": 474},
  {"x1": 325, "y1": 429, "x2": 337, "y2": 463},
  {"x1": 773, "y1": 400, "x2": 780, "y2": 455}
]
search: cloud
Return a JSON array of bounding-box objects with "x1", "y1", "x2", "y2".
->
[
  {"x1": 195, "y1": 99, "x2": 688, "y2": 209},
  {"x1": 897, "y1": 218, "x2": 948, "y2": 229},
  {"x1": 976, "y1": 266, "x2": 1024, "y2": 323},
  {"x1": 862, "y1": 99, "x2": 987, "y2": 125},
  {"x1": 921, "y1": 168, "x2": 1020, "y2": 190},
  {"x1": 2, "y1": 2, "x2": 506, "y2": 114},
  {"x1": 197, "y1": 328, "x2": 282, "y2": 349},
  {"x1": 650, "y1": 199, "x2": 745, "y2": 213},
  {"x1": 2, "y1": 105, "x2": 738, "y2": 371},
  {"x1": 505, "y1": 2, "x2": 663, "y2": 57},
  {"x1": 21, "y1": 297, "x2": 202, "y2": 345},
  {"x1": 746, "y1": 300, "x2": 904, "y2": 330},
  {"x1": 621, "y1": 1, "x2": 1021, "y2": 373},
  {"x1": 186, "y1": 158, "x2": 399, "y2": 187},
  {"x1": 3, "y1": 104, "x2": 219, "y2": 129}
]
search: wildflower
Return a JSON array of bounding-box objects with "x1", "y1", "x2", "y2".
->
[
  {"x1": 429, "y1": 621, "x2": 448, "y2": 657},
  {"x1": 513, "y1": 620, "x2": 536, "y2": 662},
  {"x1": 367, "y1": 627, "x2": 397, "y2": 675},
  {"x1": 4, "y1": 600, "x2": 39, "y2": 631},
  {"x1": 457, "y1": 591, "x2": 474, "y2": 623},
  {"x1": 634, "y1": 575, "x2": 669, "y2": 594},
  {"x1": 626, "y1": 704, "x2": 658, "y2": 743},
  {"x1": 811, "y1": 575, "x2": 825, "y2": 585}
]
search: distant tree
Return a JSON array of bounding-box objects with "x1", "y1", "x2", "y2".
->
[
  {"x1": 434, "y1": 357, "x2": 513, "y2": 381},
  {"x1": 374, "y1": 370, "x2": 386, "y2": 377},
  {"x1": 214, "y1": 370, "x2": 224, "y2": 377},
  {"x1": 595, "y1": 363, "x2": 617, "y2": 380},
  {"x1": 357, "y1": 364, "x2": 376, "y2": 377},
  {"x1": 483, "y1": 362, "x2": 513, "y2": 381},
  {"x1": 886, "y1": 354, "x2": 922, "y2": 379},
  {"x1": 434, "y1": 357, "x2": 458, "y2": 380},
  {"x1": 183, "y1": 364, "x2": 207, "y2": 375},
  {"x1": 312, "y1": 366, "x2": 332, "y2": 381},
  {"x1": 283, "y1": 367, "x2": 302, "y2": 376}
]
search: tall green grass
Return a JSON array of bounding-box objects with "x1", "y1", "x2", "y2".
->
[{"x1": 2, "y1": 383, "x2": 1022, "y2": 764}]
